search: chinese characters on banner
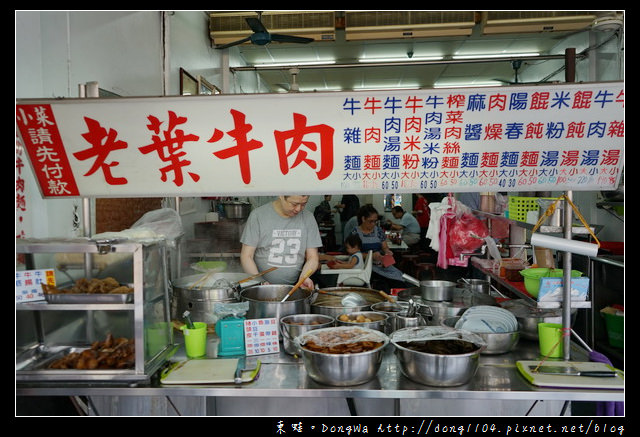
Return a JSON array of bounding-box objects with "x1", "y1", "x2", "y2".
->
[
  {"x1": 16, "y1": 133, "x2": 28, "y2": 240},
  {"x1": 16, "y1": 82, "x2": 624, "y2": 198}
]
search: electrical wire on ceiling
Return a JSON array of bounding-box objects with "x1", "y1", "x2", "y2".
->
[{"x1": 538, "y1": 29, "x2": 623, "y2": 83}]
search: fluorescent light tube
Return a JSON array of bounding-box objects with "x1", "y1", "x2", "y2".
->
[{"x1": 452, "y1": 52, "x2": 540, "y2": 59}]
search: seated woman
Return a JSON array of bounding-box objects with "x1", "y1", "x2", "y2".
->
[{"x1": 349, "y1": 204, "x2": 409, "y2": 292}]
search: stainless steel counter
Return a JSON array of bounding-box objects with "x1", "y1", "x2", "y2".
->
[{"x1": 16, "y1": 340, "x2": 623, "y2": 403}]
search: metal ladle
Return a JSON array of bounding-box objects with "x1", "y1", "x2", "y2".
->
[
  {"x1": 317, "y1": 290, "x2": 368, "y2": 307},
  {"x1": 340, "y1": 292, "x2": 368, "y2": 307},
  {"x1": 406, "y1": 298, "x2": 417, "y2": 317}
]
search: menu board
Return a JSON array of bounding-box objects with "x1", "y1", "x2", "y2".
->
[
  {"x1": 16, "y1": 82, "x2": 624, "y2": 197},
  {"x1": 244, "y1": 318, "x2": 279, "y2": 356},
  {"x1": 16, "y1": 269, "x2": 54, "y2": 302}
]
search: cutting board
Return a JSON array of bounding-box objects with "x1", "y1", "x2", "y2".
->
[
  {"x1": 516, "y1": 360, "x2": 623, "y2": 390},
  {"x1": 160, "y1": 358, "x2": 260, "y2": 385}
]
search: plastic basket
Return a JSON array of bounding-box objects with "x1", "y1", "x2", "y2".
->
[
  {"x1": 508, "y1": 196, "x2": 554, "y2": 222},
  {"x1": 603, "y1": 312, "x2": 624, "y2": 349}
]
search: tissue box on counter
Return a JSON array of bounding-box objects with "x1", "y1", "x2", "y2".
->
[{"x1": 537, "y1": 276, "x2": 589, "y2": 303}]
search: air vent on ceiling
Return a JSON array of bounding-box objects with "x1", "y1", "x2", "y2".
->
[
  {"x1": 344, "y1": 11, "x2": 476, "y2": 40},
  {"x1": 209, "y1": 11, "x2": 336, "y2": 47},
  {"x1": 482, "y1": 11, "x2": 599, "y2": 34}
]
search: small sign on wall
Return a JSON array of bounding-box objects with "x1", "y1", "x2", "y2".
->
[
  {"x1": 243, "y1": 318, "x2": 280, "y2": 356},
  {"x1": 16, "y1": 269, "x2": 55, "y2": 302}
]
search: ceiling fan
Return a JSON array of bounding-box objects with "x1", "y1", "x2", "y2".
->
[
  {"x1": 494, "y1": 60, "x2": 557, "y2": 86},
  {"x1": 215, "y1": 12, "x2": 315, "y2": 50}
]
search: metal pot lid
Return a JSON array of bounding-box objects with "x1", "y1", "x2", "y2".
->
[
  {"x1": 397, "y1": 287, "x2": 495, "y2": 308},
  {"x1": 390, "y1": 326, "x2": 485, "y2": 347}
]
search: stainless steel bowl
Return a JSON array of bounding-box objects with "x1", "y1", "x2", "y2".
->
[
  {"x1": 441, "y1": 316, "x2": 519, "y2": 355},
  {"x1": 420, "y1": 280, "x2": 456, "y2": 301},
  {"x1": 336, "y1": 311, "x2": 388, "y2": 333},
  {"x1": 390, "y1": 327, "x2": 484, "y2": 387},
  {"x1": 295, "y1": 327, "x2": 388, "y2": 386},
  {"x1": 500, "y1": 299, "x2": 575, "y2": 341},
  {"x1": 395, "y1": 311, "x2": 428, "y2": 330},
  {"x1": 371, "y1": 301, "x2": 408, "y2": 334},
  {"x1": 280, "y1": 314, "x2": 334, "y2": 355}
]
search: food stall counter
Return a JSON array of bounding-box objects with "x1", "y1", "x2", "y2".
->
[{"x1": 16, "y1": 337, "x2": 622, "y2": 409}]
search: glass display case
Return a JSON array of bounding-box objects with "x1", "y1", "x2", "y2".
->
[{"x1": 16, "y1": 238, "x2": 176, "y2": 382}]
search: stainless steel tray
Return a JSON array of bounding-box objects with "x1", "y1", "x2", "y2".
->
[
  {"x1": 16, "y1": 345, "x2": 138, "y2": 382},
  {"x1": 44, "y1": 293, "x2": 133, "y2": 304}
]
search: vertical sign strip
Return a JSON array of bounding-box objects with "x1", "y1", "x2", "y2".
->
[{"x1": 16, "y1": 104, "x2": 80, "y2": 197}]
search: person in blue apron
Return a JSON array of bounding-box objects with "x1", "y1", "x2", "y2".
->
[{"x1": 350, "y1": 204, "x2": 409, "y2": 292}]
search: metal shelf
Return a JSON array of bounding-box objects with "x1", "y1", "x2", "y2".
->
[
  {"x1": 471, "y1": 257, "x2": 591, "y2": 309},
  {"x1": 473, "y1": 210, "x2": 603, "y2": 235}
]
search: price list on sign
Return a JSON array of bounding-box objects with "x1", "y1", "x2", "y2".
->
[
  {"x1": 16, "y1": 82, "x2": 623, "y2": 198},
  {"x1": 16, "y1": 269, "x2": 55, "y2": 302},
  {"x1": 244, "y1": 318, "x2": 280, "y2": 356}
]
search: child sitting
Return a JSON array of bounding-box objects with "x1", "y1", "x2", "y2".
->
[
  {"x1": 327, "y1": 234, "x2": 364, "y2": 270},
  {"x1": 313, "y1": 234, "x2": 365, "y2": 288}
]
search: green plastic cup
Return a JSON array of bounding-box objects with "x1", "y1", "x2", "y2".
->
[
  {"x1": 538, "y1": 322, "x2": 563, "y2": 358},
  {"x1": 181, "y1": 322, "x2": 208, "y2": 358}
]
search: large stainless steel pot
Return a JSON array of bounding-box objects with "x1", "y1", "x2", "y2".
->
[
  {"x1": 222, "y1": 201, "x2": 251, "y2": 219},
  {"x1": 391, "y1": 327, "x2": 484, "y2": 386},
  {"x1": 239, "y1": 284, "x2": 313, "y2": 336},
  {"x1": 171, "y1": 273, "x2": 259, "y2": 323},
  {"x1": 419, "y1": 280, "x2": 456, "y2": 301},
  {"x1": 295, "y1": 326, "x2": 388, "y2": 386},
  {"x1": 311, "y1": 287, "x2": 385, "y2": 318}
]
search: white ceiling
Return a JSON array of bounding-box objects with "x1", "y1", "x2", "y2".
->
[{"x1": 211, "y1": 11, "x2": 623, "y2": 93}]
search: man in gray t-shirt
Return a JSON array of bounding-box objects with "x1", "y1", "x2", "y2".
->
[{"x1": 240, "y1": 195, "x2": 322, "y2": 287}]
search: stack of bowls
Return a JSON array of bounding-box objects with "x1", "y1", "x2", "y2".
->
[
  {"x1": 500, "y1": 299, "x2": 572, "y2": 340},
  {"x1": 444, "y1": 305, "x2": 519, "y2": 354}
]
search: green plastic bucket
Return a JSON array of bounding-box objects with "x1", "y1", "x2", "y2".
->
[
  {"x1": 603, "y1": 312, "x2": 624, "y2": 348},
  {"x1": 520, "y1": 268, "x2": 582, "y2": 298}
]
